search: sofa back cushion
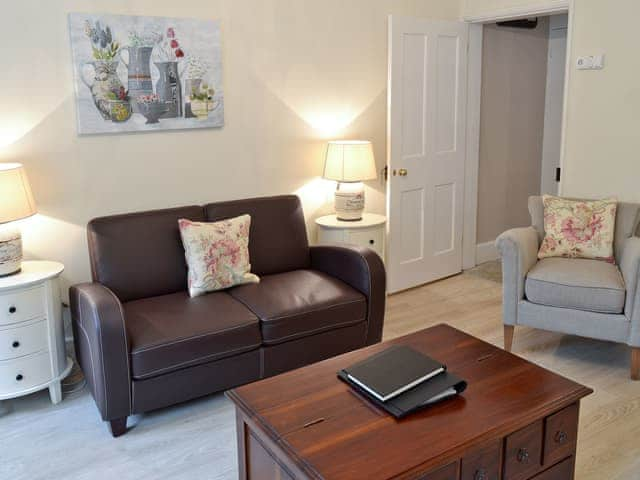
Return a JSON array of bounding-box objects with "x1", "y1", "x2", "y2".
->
[
  {"x1": 88, "y1": 206, "x2": 206, "y2": 302},
  {"x1": 528, "y1": 195, "x2": 640, "y2": 264},
  {"x1": 204, "y1": 195, "x2": 310, "y2": 276}
]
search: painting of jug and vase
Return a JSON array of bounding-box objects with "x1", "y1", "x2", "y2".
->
[{"x1": 68, "y1": 13, "x2": 223, "y2": 134}]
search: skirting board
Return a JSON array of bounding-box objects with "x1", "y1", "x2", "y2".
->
[{"x1": 476, "y1": 241, "x2": 499, "y2": 264}]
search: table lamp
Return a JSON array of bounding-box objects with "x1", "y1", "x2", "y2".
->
[
  {"x1": 0, "y1": 163, "x2": 36, "y2": 276},
  {"x1": 323, "y1": 140, "x2": 377, "y2": 221}
]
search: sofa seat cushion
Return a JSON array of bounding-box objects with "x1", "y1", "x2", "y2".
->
[
  {"x1": 229, "y1": 270, "x2": 367, "y2": 345},
  {"x1": 525, "y1": 257, "x2": 626, "y2": 314},
  {"x1": 124, "y1": 291, "x2": 261, "y2": 379}
]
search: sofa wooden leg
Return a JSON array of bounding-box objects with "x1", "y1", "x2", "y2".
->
[
  {"x1": 109, "y1": 417, "x2": 128, "y2": 437},
  {"x1": 632, "y1": 348, "x2": 640, "y2": 381},
  {"x1": 504, "y1": 325, "x2": 515, "y2": 352}
]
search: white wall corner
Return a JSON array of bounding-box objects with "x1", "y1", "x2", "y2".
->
[{"x1": 476, "y1": 240, "x2": 500, "y2": 265}]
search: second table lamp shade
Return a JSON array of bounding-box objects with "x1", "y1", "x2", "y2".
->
[{"x1": 323, "y1": 141, "x2": 377, "y2": 221}]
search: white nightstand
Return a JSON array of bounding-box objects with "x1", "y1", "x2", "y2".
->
[
  {"x1": 316, "y1": 213, "x2": 386, "y2": 260},
  {"x1": 0, "y1": 261, "x2": 71, "y2": 405}
]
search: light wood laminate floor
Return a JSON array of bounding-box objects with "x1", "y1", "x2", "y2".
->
[{"x1": 2, "y1": 269, "x2": 639, "y2": 479}]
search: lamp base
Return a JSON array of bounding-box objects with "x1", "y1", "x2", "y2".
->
[
  {"x1": 335, "y1": 182, "x2": 365, "y2": 221},
  {"x1": 0, "y1": 225, "x2": 22, "y2": 277}
]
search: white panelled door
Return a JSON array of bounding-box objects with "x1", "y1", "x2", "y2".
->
[{"x1": 387, "y1": 16, "x2": 468, "y2": 293}]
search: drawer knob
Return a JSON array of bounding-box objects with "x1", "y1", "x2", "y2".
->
[
  {"x1": 369, "y1": 239, "x2": 375, "y2": 245},
  {"x1": 9, "y1": 306, "x2": 16, "y2": 314},
  {"x1": 555, "y1": 430, "x2": 568, "y2": 444},
  {"x1": 16, "y1": 374, "x2": 23, "y2": 381},
  {"x1": 517, "y1": 448, "x2": 530, "y2": 463},
  {"x1": 12, "y1": 341, "x2": 20, "y2": 348},
  {"x1": 474, "y1": 469, "x2": 488, "y2": 480}
]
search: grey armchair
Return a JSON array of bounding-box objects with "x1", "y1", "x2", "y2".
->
[{"x1": 496, "y1": 196, "x2": 640, "y2": 380}]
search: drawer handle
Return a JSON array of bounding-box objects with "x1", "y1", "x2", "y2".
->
[
  {"x1": 555, "y1": 430, "x2": 568, "y2": 444},
  {"x1": 474, "y1": 469, "x2": 488, "y2": 480},
  {"x1": 12, "y1": 341, "x2": 20, "y2": 348},
  {"x1": 517, "y1": 448, "x2": 530, "y2": 463},
  {"x1": 9, "y1": 306, "x2": 17, "y2": 314},
  {"x1": 16, "y1": 374, "x2": 24, "y2": 381}
]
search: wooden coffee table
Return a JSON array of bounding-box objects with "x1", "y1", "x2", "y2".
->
[{"x1": 227, "y1": 324, "x2": 592, "y2": 480}]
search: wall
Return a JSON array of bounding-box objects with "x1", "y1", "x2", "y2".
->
[
  {"x1": 560, "y1": 0, "x2": 640, "y2": 202},
  {"x1": 1, "y1": 0, "x2": 459, "y2": 294},
  {"x1": 465, "y1": 0, "x2": 640, "y2": 203},
  {"x1": 476, "y1": 19, "x2": 549, "y2": 244}
]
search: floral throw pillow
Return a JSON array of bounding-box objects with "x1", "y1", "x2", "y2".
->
[
  {"x1": 178, "y1": 215, "x2": 259, "y2": 297},
  {"x1": 538, "y1": 195, "x2": 617, "y2": 262}
]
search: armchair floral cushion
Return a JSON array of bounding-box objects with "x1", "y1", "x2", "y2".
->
[
  {"x1": 538, "y1": 195, "x2": 617, "y2": 262},
  {"x1": 179, "y1": 215, "x2": 259, "y2": 297}
]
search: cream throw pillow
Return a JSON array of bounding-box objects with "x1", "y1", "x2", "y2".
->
[
  {"x1": 178, "y1": 215, "x2": 259, "y2": 297},
  {"x1": 538, "y1": 195, "x2": 617, "y2": 262}
]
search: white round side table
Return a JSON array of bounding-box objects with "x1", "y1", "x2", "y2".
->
[
  {"x1": 315, "y1": 213, "x2": 387, "y2": 260},
  {"x1": 0, "y1": 261, "x2": 72, "y2": 405}
]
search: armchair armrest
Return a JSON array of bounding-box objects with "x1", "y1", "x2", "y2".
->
[
  {"x1": 310, "y1": 245, "x2": 386, "y2": 345},
  {"x1": 69, "y1": 283, "x2": 131, "y2": 421},
  {"x1": 619, "y1": 236, "x2": 640, "y2": 346},
  {"x1": 495, "y1": 227, "x2": 539, "y2": 326}
]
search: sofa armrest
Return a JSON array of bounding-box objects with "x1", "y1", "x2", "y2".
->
[
  {"x1": 310, "y1": 245, "x2": 386, "y2": 345},
  {"x1": 619, "y1": 237, "x2": 640, "y2": 346},
  {"x1": 495, "y1": 227, "x2": 539, "y2": 326},
  {"x1": 70, "y1": 283, "x2": 131, "y2": 421}
]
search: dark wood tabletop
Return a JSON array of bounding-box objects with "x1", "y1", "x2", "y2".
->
[{"x1": 227, "y1": 324, "x2": 593, "y2": 480}]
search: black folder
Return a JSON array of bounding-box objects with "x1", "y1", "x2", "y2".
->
[
  {"x1": 338, "y1": 348, "x2": 467, "y2": 418},
  {"x1": 342, "y1": 346, "x2": 446, "y2": 402}
]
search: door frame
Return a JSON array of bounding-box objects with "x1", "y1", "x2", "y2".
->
[{"x1": 460, "y1": 0, "x2": 573, "y2": 269}]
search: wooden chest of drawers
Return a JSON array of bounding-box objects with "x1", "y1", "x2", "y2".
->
[
  {"x1": 228, "y1": 325, "x2": 592, "y2": 480},
  {"x1": 421, "y1": 403, "x2": 580, "y2": 480}
]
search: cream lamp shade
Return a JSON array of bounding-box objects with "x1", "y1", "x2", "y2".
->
[
  {"x1": 0, "y1": 163, "x2": 36, "y2": 224},
  {"x1": 0, "y1": 163, "x2": 36, "y2": 276},
  {"x1": 322, "y1": 141, "x2": 376, "y2": 221},
  {"x1": 322, "y1": 141, "x2": 377, "y2": 183}
]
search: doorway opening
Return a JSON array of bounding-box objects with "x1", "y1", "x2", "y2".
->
[{"x1": 475, "y1": 14, "x2": 568, "y2": 264}]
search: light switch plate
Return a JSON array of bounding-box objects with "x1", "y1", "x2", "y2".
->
[
  {"x1": 592, "y1": 54, "x2": 605, "y2": 69},
  {"x1": 576, "y1": 54, "x2": 605, "y2": 70}
]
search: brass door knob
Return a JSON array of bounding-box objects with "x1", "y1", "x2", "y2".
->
[{"x1": 398, "y1": 168, "x2": 408, "y2": 176}]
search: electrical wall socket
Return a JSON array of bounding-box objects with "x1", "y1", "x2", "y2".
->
[{"x1": 576, "y1": 54, "x2": 605, "y2": 70}]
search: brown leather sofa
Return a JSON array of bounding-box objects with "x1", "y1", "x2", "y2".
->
[{"x1": 70, "y1": 195, "x2": 385, "y2": 437}]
